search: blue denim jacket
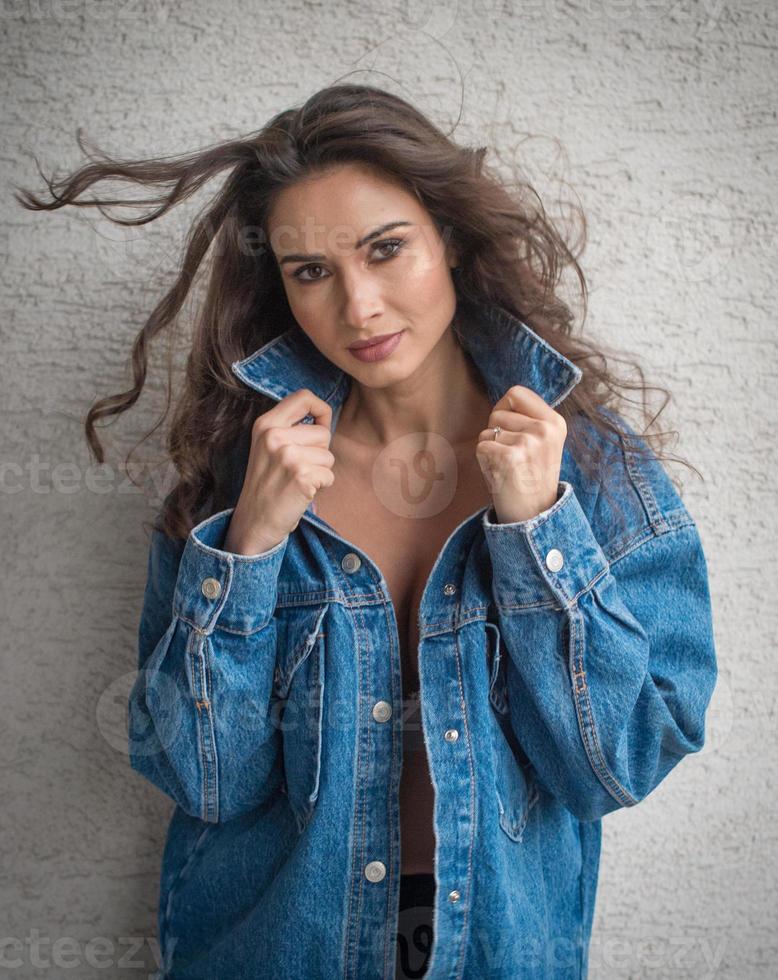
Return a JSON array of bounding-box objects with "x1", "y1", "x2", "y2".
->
[{"x1": 129, "y1": 300, "x2": 718, "y2": 979}]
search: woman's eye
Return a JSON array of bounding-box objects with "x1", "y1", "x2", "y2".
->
[
  {"x1": 373, "y1": 237, "x2": 406, "y2": 259},
  {"x1": 293, "y1": 263, "x2": 326, "y2": 283},
  {"x1": 292, "y1": 238, "x2": 406, "y2": 283}
]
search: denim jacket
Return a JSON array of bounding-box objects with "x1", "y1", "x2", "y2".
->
[{"x1": 129, "y1": 299, "x2": 718, "y2": 979}]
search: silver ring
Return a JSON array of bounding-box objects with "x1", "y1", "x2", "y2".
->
[{"x1": 492, "y1": 426, "x2": 502, "y2": 441}]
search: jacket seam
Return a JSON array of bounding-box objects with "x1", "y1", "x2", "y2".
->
[
  {"x1": 492, "y1": 564, "x2": 610, "y2": 614},
  {"x1": 378, "y1": 596, "x2": 399, "y2": 980},
  {"x1": 606, "y1": 511, "x2": 694, "y2": 567},
  {"x1": 605, "y1": 410, "x2": 668, "y2": 532},
  {"x1": 188, "y1": 630, "x2": 218, "y2": 823},
  {"x1": 488, "y1": 513, "x2": 695, "y2": 614},
  {"x1": 452, "y1": 627, "x2": 477, "y2": 980},
  {"x1": 174, "y1": 611, "x2": 274, "y2": 637},
  {"x1": 342, "y1": 600, "x2": 366, "y2": 980},
  {"x1": 185, "y1": 630, "x2": 207, "y2": 822},
  {"x1": 567, "y1": 522, "x2": 698, "y2": 811},
  {"x1": 569, "y1": 607, "x2": 639, "y2": 810}
]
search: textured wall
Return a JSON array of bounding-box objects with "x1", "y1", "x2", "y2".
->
[{"x1": 2, "y1": 1, "x2": 774, "y2": 977}]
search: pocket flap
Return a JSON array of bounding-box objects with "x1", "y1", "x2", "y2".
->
[
  {"x1": 484, "y1": 621, "x2": 539, "y2": 842},
  {"x1": 484, "y1": 620, "x2": 509, "y2": 717},
  {"x1": 274, "y1": 604, "x2": 329, "y2": 698},
  {"x1": 273, "y1": 603, "x2": 329, "y2": 835},
  {"x1": 491, "y1": 714, "x2": 539, "y2": 843}
]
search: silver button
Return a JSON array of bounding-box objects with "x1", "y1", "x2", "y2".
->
[
  {"x1": 364, "y1": 860, "x2": 386, "y2": 883},
  {"x1": 448, "y1": 889, "x2": 461, "y2": 903},
  {"x1": 372, "y1": 701, "x2": 392, "y2": 723},
  {"x1": 444, "y1": 729, "x2": 459, "y2": 742},
  {"x1": 201, "y1": 577, "x2": 222, "y2": 600},
  {"x1": 443, "y1": 583, "x2": 457, "y2": 596},
  {"x1": 341, "y1": 552, "x2": 362, "y2": 573},
  {"x1": 545, "y1": 548, "x2": 564, "y2": 573}
]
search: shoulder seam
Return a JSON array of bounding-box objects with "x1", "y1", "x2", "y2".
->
[{"x1": 606, "y1": 511, "x2": 696, "y2": 567}]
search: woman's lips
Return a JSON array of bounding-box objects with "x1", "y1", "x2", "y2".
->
[{"x1": 347, "y1": 330, "x2": 405, "y2": 362}]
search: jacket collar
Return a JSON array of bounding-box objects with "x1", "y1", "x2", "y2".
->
[{"x1": 231, "y1": 298, "x2": 582, "y2": 413}]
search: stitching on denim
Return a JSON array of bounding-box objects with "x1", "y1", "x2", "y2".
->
[
  {"x1": 602, "y1": 412, "x2": 667, "y2": 533},
  {"x1": 568, "y1": 522, "x2": 696, "y2": 810},
  {"x1": 307, "y1": 633, "x2": 326, "y2": 817},
  {"x1": 232, "y1": 331, "x2": 351, "y2": 407},
  {"x1": 203, "y1": 632, "x2": 220, "y2": 823},
  {"x1": 188, "y1": 517, "x2": 288, "y2": 563},
  {"x1": 474, "y1": 300, "x2": 582, "y2": 389},
  {"x1": 186, "y1": 631, "x2": 205, "y2": 822},
  {"x1": 274, "y1": 583, "x2": 392, "y2": 608},
  {"x1": 452, "y1": 627, "x2": 476, "y2": 980},
  {"x1": 485, "y1": 622, "x2": 508, "y2": 717},
  {"x1": 607, "y1": 514, "x2": 695, "y2": 568},
  {"x1": 190, "y1": 631, "x2": 218, "y2": 822},
  {"x1": 278, "y1": 587, "x2": 354, "y2": 606},
  {"x1": 232, "y1": 329, "x2": 287, "y2": 368},
  {"x1": 496, "y1": 777, "x2": 539, "y2": 842},
  {"x1": 207, "y1": 619, "x2": 276, "y2": 637},
  {"x1": 275, "y1": 607, "x2": 328, "y2": 697},
  {"x1": 378, "y1": 595, "x2": 399, "y2": 980},
  {"x1": 568, "y1": 608, "x2": 638, "y2": 810},
  {"x1": 489, "y1": 681, "x2": 537, "y2": 843},
  {"x1": 420, "y1": 605, "x2": 490, "y2": 634},
  {"x1": 492, "y1": 561, "x2": 610, "y2": 615},
  {"x1": 342, "y1": 600, "x2": 365, "y2": 980},
  {"x1": 353, "y1": 594, "x2": 369, "y2": 969},
  {"x1": 624, "y1": 436, "x2": 667, "y2": 531}
]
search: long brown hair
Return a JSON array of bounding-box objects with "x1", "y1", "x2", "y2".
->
[{"x1": 15, "y1": 83, "x2": 701, "y2": 541}]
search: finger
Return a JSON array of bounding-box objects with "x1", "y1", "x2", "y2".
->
[
  {"x1": 483, "y1": 409, "x2": 546, "y2": 434},
  {"x1": 493, "y1": 385, "x2": 553, "y2": 420},
  {"x1": 275, "y1": 423, "x2": 334, "y2": 448},
  {"x1": 311, "y1": 463, "x2": 336, "y2": 488},
  {"x1": 476, "y1": 427, "x2": 527, "y2": 447},
  {"x1": 282, "y1": 445, "x2": 336, "y2": 467},
  {"x1": 270, "y1": 388, "x2": 334, "y2": 431}
]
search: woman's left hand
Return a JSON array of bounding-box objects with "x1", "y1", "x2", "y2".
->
[{"x1": 475, "y1": 385, "x2": 568, "y2": 524}]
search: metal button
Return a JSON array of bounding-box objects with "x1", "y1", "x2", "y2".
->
[
  {"x1": 341, "y1": 552, "x2": 362, "y2": 573},
  {"x1": 201, "y1": 577, "x2": 222, "y2": 600},
  {"x1": 443, "y1": 583, "x2": 457, "y2": 596},
  {"x1": 372, "y1": 701, "x2": 392, "y2": 723},
  {"x1": 364, "y1": 860, "x2": 386, "y2": 883},
  {"x1": 444, "y1": 729, "x2": 459, "y2": 742},
  {"x1": 448, "y1": 889, "x2": 461, "y2": 903},
  {"x1": 545, "y1": 548, "x2": 564, "y2": 573}
]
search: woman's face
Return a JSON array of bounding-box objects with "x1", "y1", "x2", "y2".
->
[{"x1": 266, "y1": 162, "x2": 460, "y2": 389}]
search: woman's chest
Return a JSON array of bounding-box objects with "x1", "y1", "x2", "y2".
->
[{"x1": 311, "y1": 454, "x2": 493, "y2": 694}]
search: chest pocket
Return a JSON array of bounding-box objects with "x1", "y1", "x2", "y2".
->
[
  {"x1": 484, "y1": 621, "x2": 539, "y2": 843},
  {"x1": 273, "y1": 603, "x2": 329, "y2": 835}
]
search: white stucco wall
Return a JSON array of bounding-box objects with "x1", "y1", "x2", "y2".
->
[{"x1": 2, "y1": 1, "x2": 774, "y2": 976}]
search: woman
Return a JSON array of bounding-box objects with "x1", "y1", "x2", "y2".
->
[{"x1": 17, "y1": 83, "x2": 718, "y2": 979}]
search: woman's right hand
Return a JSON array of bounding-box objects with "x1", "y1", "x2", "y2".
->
[{"x1": 223, "y1": 389, "x2": 335, "y2": 555}]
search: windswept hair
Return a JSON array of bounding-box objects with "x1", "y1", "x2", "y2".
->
[{"x1": 15, "y1": 83, "x2": 701, "y2": 540}]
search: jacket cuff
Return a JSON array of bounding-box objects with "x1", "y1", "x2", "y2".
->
[
  {"x1": 172, "y1": 507, "x2": 288, "y2": 633},
  {"x1": 481, "y1": 481, "x2": 609, "y2": 609}
]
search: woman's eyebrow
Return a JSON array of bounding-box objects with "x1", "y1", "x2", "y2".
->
[{"x1": 277, "y1": 220, "x2": 414, "y2": 265}]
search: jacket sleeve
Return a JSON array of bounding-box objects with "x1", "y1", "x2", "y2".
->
[
  {"x1": 481, "y1": 477, "x2": 718, "y2": 823},
  {"x1": 129, "y1": 507, "x2": 289, "y2": 823}
]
